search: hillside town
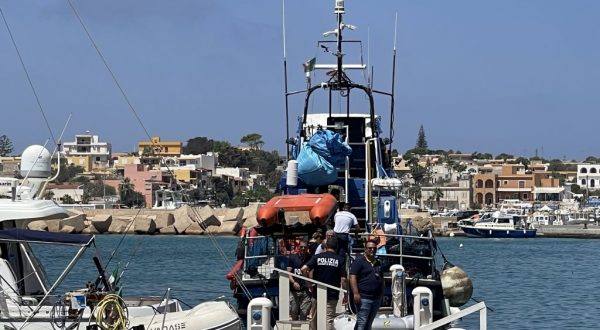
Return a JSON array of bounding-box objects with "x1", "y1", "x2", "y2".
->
[{"x1": 1, "y1": 130, "x2": 598, "y2": 215}]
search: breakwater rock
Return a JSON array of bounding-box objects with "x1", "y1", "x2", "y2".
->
[{"x1": 26, "y1": 204, "x2": 262, "y2": 236}]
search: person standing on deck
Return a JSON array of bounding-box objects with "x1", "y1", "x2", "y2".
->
[
  {"x1": 301, "y1": 237, "x2": 347, "y2": 329},
  {"x1": 349, "y1": 240, "x2": 384, "y2": 330},
  {"x1": 315, "y1": 229, "x2": 335, "y2": 254},
  {"x1": 287, "y1": 240, "x2": 312, "y2": 321},
  {"x1": 308, "y1": 230, "x2": 324, "y2": 256},
  {"x1": 333, "y1": 203, "x2": 359, "y2": 258}
]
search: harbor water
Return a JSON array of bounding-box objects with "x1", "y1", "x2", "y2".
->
[{"x1": 35, "y1": 235, "x2": 600, "y2": 329}]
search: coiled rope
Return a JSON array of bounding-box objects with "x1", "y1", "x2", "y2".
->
[{"x1": 92, "y1": 294, "x2": 129, "y2": 330}]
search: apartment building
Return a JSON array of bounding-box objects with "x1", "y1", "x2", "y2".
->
[
  {"x1": 577, "y1": 164, "x2": 600, "y2": 191},
  {"x1": 138, "y1": 137, "x2": 182, "y2": 157},
  {"x1": 62, "y1": 132, "x2": 111, "y2": 173},
  {"x1": 472, "y1": 164, "x2": 560, "y2": 207}
]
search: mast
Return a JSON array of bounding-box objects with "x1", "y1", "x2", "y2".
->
[{"x1": 335, "y1": 0, "x2": 344, "y2": 84}]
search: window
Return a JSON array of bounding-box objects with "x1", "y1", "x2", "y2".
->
[
  {"x1": 518, "y1": 181, "x2": 525, "y2": 188},
  {"x1": 503, "y1": 180, "x2": 508, "y2": 185},
  {"x1": 582, "y1": 179, "x2": 587, "y2": 185},
  {"x1": 523, "y1": 193, "x2": 528, "y2": 199},
  {"x1": 581, "y1": 168, "x2": 588, "y2": 173},
  {"x1": 591, "y1": 168, "x2": 598, "y2": 174},
  {"x1": 591, "y1": 179, "x2": 596, "y2": 188}
]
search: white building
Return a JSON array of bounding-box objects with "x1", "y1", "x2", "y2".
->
[
  {"x1": 421, "y1": 179, "x2": 472, "y2": 210},
  {"x1": 163, "y1": 153, "x2": 217, "y2": 172},
  {"x1": 216, "y1": 167, "x2": 250, "y2": 192},
  {"x1": 577, "y1": 164, "x2": 600, "y2": 191},
  {"x1": 62, "y1": 131, "x2": 112, "y2": 170}
]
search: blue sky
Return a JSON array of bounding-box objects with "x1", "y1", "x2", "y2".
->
[{"x1": 1, "y1": 0, "x2": 599, "y2": 160}]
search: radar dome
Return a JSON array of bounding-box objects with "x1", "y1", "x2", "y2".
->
[{"x1": 20, "y1": 145, "x2": 52, "y2": 178}]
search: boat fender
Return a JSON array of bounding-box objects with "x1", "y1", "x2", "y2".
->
[
  {"x1": 286, "y1": 160, "x2": 298, "y2": 187},
  {"x1": 440, "y1": 262, "x2": 473, "y2": 307}
]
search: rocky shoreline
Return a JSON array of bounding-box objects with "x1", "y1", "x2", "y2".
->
[{"x1": 26, "y1": 204, "x2": 261, "y2": 236}]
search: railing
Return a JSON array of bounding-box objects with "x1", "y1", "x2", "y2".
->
[
  {"x1": 274, "y1": 268, "x2": 346, "y2": 330},
  {"x1": 353, "y1": 232, "x2": 438, "y2": 277},
  {"x1": 418, "y1": 301, "x2": 487, "y2": 330},
  {"x1": 272, "y1": 267, "x2": 488, "y2": 330}
]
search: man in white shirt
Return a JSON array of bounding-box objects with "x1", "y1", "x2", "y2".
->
[{"x1": 333, "y1": 204, "x2": 359, "y2": 258}]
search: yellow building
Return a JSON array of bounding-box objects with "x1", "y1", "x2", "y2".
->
[{"x1": 138, "y1": 137, "x2": 182, "y2": 157}]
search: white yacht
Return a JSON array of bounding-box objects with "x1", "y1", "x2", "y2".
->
[{"x1": 0, "y1": 145, "x2": 241, "y2": 330}]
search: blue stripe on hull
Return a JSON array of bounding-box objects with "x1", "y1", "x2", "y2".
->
[{"x1": 460, "y1": 226, "x2": 536, "y2": 238}]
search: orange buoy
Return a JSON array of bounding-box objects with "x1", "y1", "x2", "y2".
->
[{"x1": 256, "y1": 193, "x2": 338, "y2": 227}]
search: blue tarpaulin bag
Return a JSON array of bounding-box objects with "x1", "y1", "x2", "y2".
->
[
  {"x1": 307, "y1": 130, "x2": 352, "y2": 167},
  {"x1": 296, "y1": 143, "x2": 337, "y2": 186}
]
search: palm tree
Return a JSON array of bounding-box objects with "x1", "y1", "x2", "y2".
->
[
  {"x1": 119, "y1": 177, "x2": 135, "y2": 207},
  {"x1": 433, "y1": 187, "x2": 444, "y2": 210},
  {"x1": 408, "y1": 185, "x2": 422, "y2": 205}
]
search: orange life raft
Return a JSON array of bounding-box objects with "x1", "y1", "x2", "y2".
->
[{"x1": 256, "y1": 193, "x2": 338, "y2": 227}]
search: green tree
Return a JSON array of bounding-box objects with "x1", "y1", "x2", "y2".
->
[
  {"x1": 118, "y1": 177, "x2": 136, "y2": 207},
  {"x1": 452, "y1": 162, "x2": 467, "y2": 174},
  {"x1": 408, "y1": 185, "x2": 422, "y2": 205},
  {"x1": 184, "y1": 137, "x2": 212, "y2": 154},
  {"x1": 55, "y1": 163, "x2": 85, "y2": 184},
  {"x1": 433, "y1": 187, "x2": 444, "y2": 209},
  {"x1": 61, "y1": 194, "x2": 75, "y2": 204},
  {"x1": 414, "y1": 125, "x2": 428, "y2": 155},
  {"x1": 0, "y1": 135, "x2": 14, "y2": 156},
  {"x1": 43, "y1": 190, "x2": 54, "y2": 200},
  {"x1": 515, "y1": 157, "x2": 530, "y2": 168},
  {"x1": 82, "y1": 191, "x2": 91, "y2": 204},
  {"x1": 495, "y1": 153, "x2": 514, "y2": 160},
  {"x1": 84, "y1": 180, "x2": 116, "y2": 198},
  {"x1": 584, "y1": 156, "x2": 599, "y2": 164},
  {"x1": 407, "y1": 157, "x2": 429, "y2": 185},
  {"x1": 240, "y1": 133, "x2": 264, "y2": 150}
]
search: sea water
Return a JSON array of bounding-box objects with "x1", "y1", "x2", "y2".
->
[{"x1": 34, "y1": 235, "x2": 600, "y2": 329}]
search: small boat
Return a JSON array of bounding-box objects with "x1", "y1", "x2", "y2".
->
[
  {"x1": 459, "y1": 211, "x2": 536, "y2": 238},
  {"x1": 0, "y1": 145, "x2": 242, "y2": 330},
  {"x1": 255, "y1": 193, "x2": 338, "y2": 227}
]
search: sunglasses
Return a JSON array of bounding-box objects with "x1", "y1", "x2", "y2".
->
[{"x1": 366, "y1": 247, "x2": 377, "y2": 250}]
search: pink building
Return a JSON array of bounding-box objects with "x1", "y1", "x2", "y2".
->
[{"x1": 107, "y1": 165, "x2": 171, "y2": 207}]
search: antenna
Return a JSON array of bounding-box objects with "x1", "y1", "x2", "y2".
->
[
  {"x1": 388, "y1": 12, "x2": 398, "y2": 168},
  {"x1": 282, "y1": 0, "x2": 291, "y2": 160}
]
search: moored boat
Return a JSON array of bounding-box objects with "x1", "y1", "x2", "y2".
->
[
  {"x1": 0, "y1": 146, "x2": 241, "y2": 330},
  {"x1": 227, "y1": 1, "x2": 487, "y2": 329},
  {"x1": 459, "y1": 211, "x2": 536, "y2": 238}
]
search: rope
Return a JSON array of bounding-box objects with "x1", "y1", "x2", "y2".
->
[
  {"x1": 50, "y1": 300, "x2": 67, "y2": 330},
  {"x1": 65, "y1": 0, "x2": 254, "y2": 304},
  {"x1": 92, "y1": 294, "x2": 129, "y2": 330},
  {"x1": 0, "y1": 5, "x2": 57, "y2": 146}
]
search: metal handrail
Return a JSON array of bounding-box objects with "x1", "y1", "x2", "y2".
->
[{"x1": 273, "y1": 267, "x2": 346, "y2": 330}]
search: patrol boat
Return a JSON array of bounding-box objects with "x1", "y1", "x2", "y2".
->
[{"x1": 227, "y1": 1, "x2": 487, "y2": 329}]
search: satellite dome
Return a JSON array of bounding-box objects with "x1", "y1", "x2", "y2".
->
[{"x1": 20, "y1": 145, "x2": 52, "y2": 178}]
